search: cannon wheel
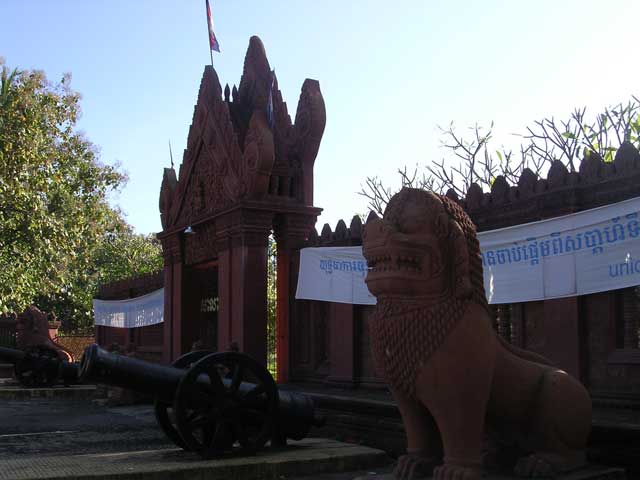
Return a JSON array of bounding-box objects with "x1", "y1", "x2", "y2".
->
[
  {"x1": 154, "y1": 350, "x2": 214, "y2": 450},
  {"x1": 14, "y1": 345, "x2": 60, "y2": 387},
  {"x1": 173, "y1": 352, "x2": 279, "y2": 459}
]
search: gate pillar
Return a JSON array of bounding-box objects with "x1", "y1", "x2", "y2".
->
[
  {"x1": 273, "y1": 213, "x2": 319, "y2": 383},
  {"x1": 216, "y1": 208, "x2": 272, "y2": 365}
]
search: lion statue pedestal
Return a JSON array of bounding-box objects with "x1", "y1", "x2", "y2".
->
[{"x1": 361, "y1": 188, "x2": 610, "y2": 480}]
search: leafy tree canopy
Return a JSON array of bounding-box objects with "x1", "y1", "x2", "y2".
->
[{"x1": 0, "y1": 59, "x2": 162, "y2": 332}]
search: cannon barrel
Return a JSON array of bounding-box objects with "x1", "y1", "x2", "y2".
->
[
  {"x1": 0, "y1": 345, "x2": 79, "y2": 387},
  {"x1": 59, "y1": 361, "x2": 80, "y2": 385},
  {"x1": 0, "y1": 346, "x2": 25, "y2": 363},
  {"x1": 79, "y1": 344, "x2": 183, "y2": 403},
  {"x1": 79, "y1": 345, "x2": 323, "y2": 442}
]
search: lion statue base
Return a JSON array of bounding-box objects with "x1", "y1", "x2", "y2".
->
[{"x1": 362, "y1": 188, "x2": 592, "y2": 480}]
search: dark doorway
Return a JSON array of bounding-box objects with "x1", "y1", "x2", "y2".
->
[{"x1": 182, "y1": 262, "x2": 219, "y2": 353}]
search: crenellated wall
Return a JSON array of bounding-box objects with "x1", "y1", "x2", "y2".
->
[
  {"x1": 290, "y1": 214, "x2": 381, "y2": 387},
  {"x1": 459, "y1": 142, "x2": 640, "y2": 231},
  {"x1": 290, "y1": 143, "x2": 640, "y2": 404}
]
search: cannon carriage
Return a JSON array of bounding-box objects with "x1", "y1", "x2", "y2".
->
[
  {"x1": 0, "y1": 345, "x2": 79, "y2": 387},
  {"x1": 78, "y1": 344, "x2": 324, "y2": 459}
]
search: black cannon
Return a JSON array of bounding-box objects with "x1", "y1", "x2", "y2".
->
[
  {"x1": 78, "y1": 344, "x2": 324, "y2": 459},
  {"x1": 0, "y1": 345, "x2": 79, "y2": 387}
]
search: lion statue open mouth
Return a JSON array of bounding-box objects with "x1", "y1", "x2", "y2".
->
[{"x1": 362, "y1": 188, "x2": 591, "y2": 480}]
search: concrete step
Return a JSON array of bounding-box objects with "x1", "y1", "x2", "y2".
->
[
  {"x1": 0, "y1": 363, "x2": 14, "y2": 379},
  {"x1": 0, "y1": 385, "x2": 97, "y2": 401},
  {"x1": 0, "y1": 438, "x2": 390, "y2": 480},
  {"x1": 0, "y1": 377, "x2": 17, "y2": 386},
  {"x1": 348, "y1": 465, "x2": 625, "y2": 480}
]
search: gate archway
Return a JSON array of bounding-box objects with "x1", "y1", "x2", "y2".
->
[{"x1": 157, "y1": 37, "x2": 325, "y2": 378}]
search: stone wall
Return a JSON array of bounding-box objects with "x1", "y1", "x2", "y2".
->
[
  {"x1": 290, "y1": 144, "x2": 640, "y2": 404},
  {"x1": 95, "y1": 272, "x2": 164, "y2": 363}
]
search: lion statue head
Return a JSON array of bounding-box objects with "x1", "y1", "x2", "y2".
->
[
  {"x1": 363, "y1": 187, "x2": 486, "y2": 309},
  {"x1": 15, "y1": 306, "x2": 72, "y2": 361},
  {"x1": 15, "y1": 306, "x2": 52, "y2": 348}
]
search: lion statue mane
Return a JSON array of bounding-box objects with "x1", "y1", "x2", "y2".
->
[{"x1": 362, "y1": 188, "x2": 591, "y2": 480}]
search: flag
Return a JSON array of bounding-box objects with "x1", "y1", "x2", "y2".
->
[
  {"x1": 206, "y1": 0, "x2": 220, "y2": 53},
  {"x1": 266, "y1": 70, "x2": 275, "y2": 129}
]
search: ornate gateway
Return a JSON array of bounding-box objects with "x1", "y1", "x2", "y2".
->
[{"x1": 157, "y1": 37, "x2": 325, "y2": 368}]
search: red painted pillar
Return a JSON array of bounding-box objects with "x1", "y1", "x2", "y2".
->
[
  {"x1": 543, "y1": 297, "x2": 582, "y2": 379},
  {"x1": 231, "y1": 233, "x2": 269, "y2": 364},
  {"x1": 327, "y1": 302, "x2": 355, "y2": 386},
  {"x1": 171, "y1": 262, "x2": 183, "y2": 361},
  {"x1": 161, "y1": 234, "x2": 183, "y2": 364},
  {"x1": 216, "y1": 209, "x2": 271, "y2": 365},
  {"x1": 162, "y1": 264, "x2": 173, "y2": 364},
  {"x1": 216, "y1": 238, "x2": 233, "y2": 353}
]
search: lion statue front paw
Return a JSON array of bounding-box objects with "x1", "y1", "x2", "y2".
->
[
  {"x1": 393, "y1": 452, "x2": 439, "y2": 480},
  {"x1": 434, "y1": 463, "x2": 482, "y2": 480}
]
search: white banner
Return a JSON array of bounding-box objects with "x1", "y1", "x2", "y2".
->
[
  {"x1": 295, "y1": 247, "x2": 376, "y2": 305},
  {"x1": 480, "y1": 196, "x2": 640, "y2": 303},
  {"x1": 296, "y1": 196, "x2": 640, "y2": 305},
  {"x1": 93, "y1": 288, "x2": 164, "y2": 328}
]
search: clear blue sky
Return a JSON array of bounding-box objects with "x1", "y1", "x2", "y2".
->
[{"x1": 2, "y1": 1, "x2": 639, "y2": 234}]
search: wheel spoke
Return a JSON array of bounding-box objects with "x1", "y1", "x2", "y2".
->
[
  {"x1": 230, "y1": 363, "x2": 244, "y2": 395},
  {"x1": 241, "y1": 383, "x2": 265, "y2": 404},
  {"x1": 175, "y1": 352, "x2": 277, "y2": 458},
  {"x1": 204, "y1": 368, "x2": 226, "y2": 395},
  {"x1": 187, "y1": 386, "x2": 212, "y2": 407},
  {"x1": 189, "y1": 414, "x2": 210, "y2": 429},
  {"x1": 186, "y1": 410, "x2": 199, "y2": 423},
  {"x1": 203, "y1": 423, "x2": 214, "y2": 446},
  {"x1": 197, "y1": 381, "x2": 215, "y2": 395},
  {"x1": 237, "y1": 407, "x2": 268, "y2": 421},
  {"x1": 213, "y1": 420, "x2": 230, "y2": 444},
  {"x1": 234, "y1": 420, "x2": 251, "y2": 445}
]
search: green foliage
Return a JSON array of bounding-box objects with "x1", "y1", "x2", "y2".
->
[
  {"x1": 0, "y1": 59, "x2": 162, "y2": 332},
  {"x1": 266, "y1": 234, "x2": 277, "y2": 377},
  {"x1": 37, "y1": 226, "x2": 164, "y2": 332},
  {"x1": 93, "y1": 228, "x2": 163, "y2": 285}
]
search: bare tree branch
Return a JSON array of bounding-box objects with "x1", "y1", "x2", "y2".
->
[{"x1": 359, "y1": 96, "x2": 640, "y2": 213}]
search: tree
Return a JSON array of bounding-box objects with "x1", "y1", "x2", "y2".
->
[
  {"x1": 38, "y1": 225, "x2": 164, "y2": 332},
  {"x1": 0, "y1": 59, "x2": 162, "y2": 332},
  {"x1": 360, "y1": 97, "x2": 640, "y2": 214}
]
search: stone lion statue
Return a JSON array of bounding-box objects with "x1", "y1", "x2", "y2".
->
[
  {"x1": 362, "y1": 188, "x2": 591, "y2": 480},
  {"x1": 16, "y1": 306, "x2": 74, "y2": 362}
]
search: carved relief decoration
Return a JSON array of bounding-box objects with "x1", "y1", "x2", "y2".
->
[
  {"x1": 158, "y1": 36, "x2": 327, "y2": 233},
  {"x1": 184, "y1": 222, "x2": 217, "y2": 266},
  {"x1": 159, "y1": 168, "x2": 177, "y2": 229}
]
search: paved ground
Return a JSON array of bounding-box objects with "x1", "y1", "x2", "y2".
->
[
  {"x1": 0, "y1": 397, "x2": 174, "y2": 459},
  {"x1": 0, "y1": 395, "x2": 393, "y2": 479},
  {"x1": 0, "y1": 439, "x2": 391, "y2": 480},
  {"x1": 0, "y1": 393, "x2": 631, "y2": 480}
]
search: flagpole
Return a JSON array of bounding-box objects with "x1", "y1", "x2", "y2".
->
[{"x1": 205, "y1": 0, "x2": 216, "y2": 68}]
